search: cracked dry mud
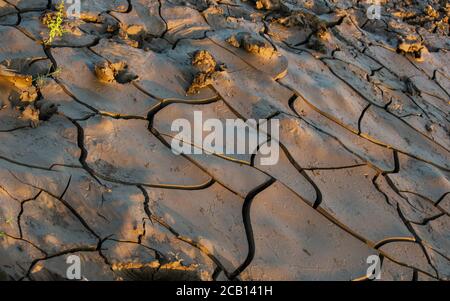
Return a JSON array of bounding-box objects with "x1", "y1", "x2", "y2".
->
[{"x1": 0, "y1": 0, "x2": 449, "y2": 281}]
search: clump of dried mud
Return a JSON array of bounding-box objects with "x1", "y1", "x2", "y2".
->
[
  {"x1": 0, "y1": 60, "x2": 58, "y2": 127},
  {"x1": 187, "y1": 50, "x2": 225, "y2": 94},
  {"x1": 95, "y1": 61, "x2": 137, "y2": 84},
  {"x1": 227, "y1": 32, "x2": 276, "y2": 57}
]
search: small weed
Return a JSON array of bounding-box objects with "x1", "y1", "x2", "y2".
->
[
  {"x1": 43, "y1": 2, "x2": 67, "y2": 45},
  {"x1": 34, "y1": 67, "x2": 62, "y2": 88},
  {"x1": 5, "y1": 217, "x2": 13, "y2": 225}
]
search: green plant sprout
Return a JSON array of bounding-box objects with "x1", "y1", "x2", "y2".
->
[
  {"x1": 5, "y1": 217, "x2": 13, "y2": 225},
  {"x1": 43, "y1": 1, "x2": 67, "y2": 45}
]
